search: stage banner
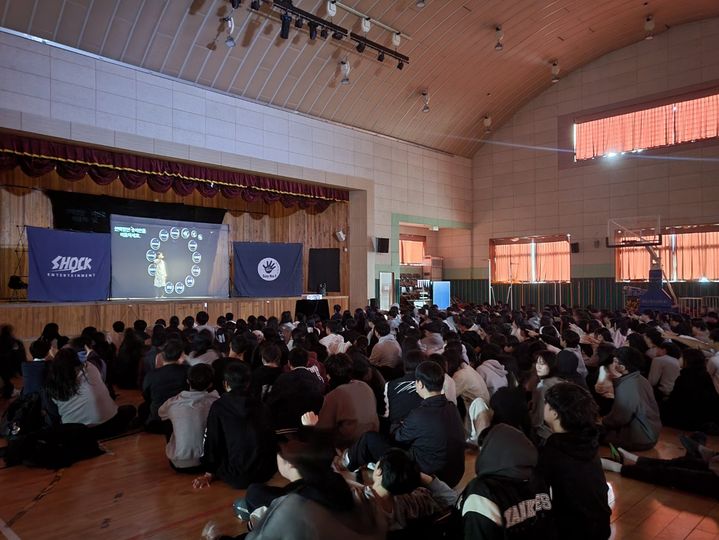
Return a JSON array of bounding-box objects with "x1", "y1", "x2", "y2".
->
[
  {"x1": 27, "y1": 226, "x2": 111, "y2": 302},
  {"x1": 233, "y1": 242, "x2": 302, "y2": 297}
]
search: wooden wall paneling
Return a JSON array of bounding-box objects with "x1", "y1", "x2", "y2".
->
[{"x1": 0, "y1": 168, "x2": 349, "y2": 299}]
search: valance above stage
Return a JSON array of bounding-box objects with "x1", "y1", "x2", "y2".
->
[{"x1": 0, "y1": 132, "x2": 348, "y2": 210}]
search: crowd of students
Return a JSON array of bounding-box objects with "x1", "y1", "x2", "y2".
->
[{"x1": 2, "y1": 302, "x2": 719, "y2": 538}]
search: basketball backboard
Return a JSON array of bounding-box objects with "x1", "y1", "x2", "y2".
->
[{"x1": 606, "y1": 215, "x2": 662, "y2": 248}]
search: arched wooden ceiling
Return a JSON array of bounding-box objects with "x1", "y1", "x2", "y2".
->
[{"x1": 1, "y1": 0, "x2": 718, "y2": 157}]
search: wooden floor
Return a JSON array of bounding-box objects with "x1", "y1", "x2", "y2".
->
[{"x1": 1, "y1": 389, "x2": 718, "y2": 540}]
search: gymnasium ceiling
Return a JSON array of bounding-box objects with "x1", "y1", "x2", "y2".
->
[{"x1": 1, "y1": 0, "x2": 719, "y2": 157}]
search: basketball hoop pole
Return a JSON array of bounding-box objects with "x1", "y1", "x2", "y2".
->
[{"x1": 488, "y1": 259, "x2": 496, "y2": 305}]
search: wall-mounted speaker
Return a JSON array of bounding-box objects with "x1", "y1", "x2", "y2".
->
[
  {"x1": 376, "y1": 237, "x2": 389, "y2": 253},
  {"x1": 570, "y1": 242, "x2": 580, "y2": 253}
]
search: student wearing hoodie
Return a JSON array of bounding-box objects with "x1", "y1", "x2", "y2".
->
[
  {"x1": 159, "y1": 363, "x2": 219, "y2": 472},
  {"x1": 539, "y1": 383, "x2": 611, "y2": 540},
  {"x1": 234, "y1": 429, "x2": 386, "y2": 540},
  {"x1": 458, "y1": 423, "x2": 557, "y2": 539},
  {"x1": 193, "y1": 362, "x2": 277, "y2": 490},
  {"x1": 602, "y1": 347, "x2": 661, "y2": 451},
  {"x1": 476, "y1": 345, "x2": 509, "y2": 396}
]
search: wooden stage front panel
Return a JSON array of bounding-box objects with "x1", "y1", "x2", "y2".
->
[{"x1": 0, "y1": 296, "x2": 348, "y2": 341}]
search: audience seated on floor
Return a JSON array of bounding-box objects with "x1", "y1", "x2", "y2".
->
[{"x1": 5, "y1": 302, "x2": 719, "y2": 539}]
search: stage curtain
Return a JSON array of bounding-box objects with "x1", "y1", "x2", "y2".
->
[
  {"x1": 400, "y1": 240, "x2": 425, "y2": 264},
  {"x1": 575, "y1": 92, "x2": 719, "y2": 160},
  {"x1": 491, "y1": 243, "x2": 532, "y2": 283},
  {"x1": 674, "y1": 231, "x2": 719, "y2": 280},
  {"x1": 535, "y1": 240, "x2": 570, "y2": 282},
  {"x1": 0, "y1": 132, "x2": 348, "y2": 208}
]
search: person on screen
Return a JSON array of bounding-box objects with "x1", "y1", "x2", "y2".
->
[{"x1": 154, "y1": 252, "x2": 167, "y2": 298}]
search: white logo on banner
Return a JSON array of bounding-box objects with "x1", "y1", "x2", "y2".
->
[
  {"x1": 258, "y1": 258, "x2": 281, "y2": 281},
  {"x1": 50, "y1": 256, "x2": 92, "y2": 273}
]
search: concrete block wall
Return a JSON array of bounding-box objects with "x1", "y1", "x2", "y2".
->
[{"x1": 472, "y1": 17, "x2": 719, "y2": 279}]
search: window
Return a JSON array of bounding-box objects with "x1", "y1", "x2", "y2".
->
[
  {"x1": 616, "y1": 228, "x2": 719, "y2": 281},
  {"x1": 574, "y1": 91, "x2": 719, "y2": 161},
  {"x1": 490, "y1": 237, "x2": 570, "y2": 283},
  {"x1": 400, "y1": 235, "x2": 425, "y2": 265}
]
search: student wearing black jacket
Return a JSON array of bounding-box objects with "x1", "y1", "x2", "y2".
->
[
  {"x1": 382, "y1": 350, "x2": 424, "y2": 433},
  {"x1": 459, "y1": 423, "x2": 556, "y2": 539},
  {"x1": 141, "y1": 339, "x2": 188, "y2": 431},
  {"x1": 193, "y1": 362, "x2": 277, "y2": 490},
  {"x1": 662, "y1": 349, "x2": 719, "y2": 432},
  {"x1": 345, "y1": 361, "x2": 466, "y2": 487},
  {"x1": 539, "y1": 383, "x2": 611, "y2": 540}
]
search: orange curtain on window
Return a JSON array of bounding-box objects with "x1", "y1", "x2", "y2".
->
[
  {"x1": 674, "y1": 231, "x2": 719, "y2": 280},
  {"x1": 575, "y1": 92, "x2": 719, "y2": 160},
  {"x1": 615, "y1": 236, "x2": 672, "y2": 281},
  {"x1": 400, "y1": 239, "x2": 425, "y2": 264},
  {"x1": 491, "y1": 243, "x2": 532, "y2": 283},
  {"x1": 675, "y1": 94, "x2": 719, "y2": 143},
  {"x1": 535, "y1": 241, "x2": 571, "y2": 282}
]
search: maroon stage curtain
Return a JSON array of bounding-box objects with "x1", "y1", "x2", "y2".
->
[{"x1": 0, "y1": 132, "x2": 348, "y2": 208}]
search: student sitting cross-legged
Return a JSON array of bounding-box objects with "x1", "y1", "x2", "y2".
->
[
  {"x1": 192, "y1": 362, "x2": 277, "y2": 490},
  {"x1": 159, "y1": 363, "x2": 219, "y2": 473}
]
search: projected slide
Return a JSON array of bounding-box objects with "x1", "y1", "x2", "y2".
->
[{"x1": 110, "y1": 215, "x2": 229, "y2": 299}]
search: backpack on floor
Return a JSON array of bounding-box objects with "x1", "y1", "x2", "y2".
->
[
  {"x1": 0, "y1": 392, "x2": 47, "y2": 439},
  {"x1": 4, "y1": 423, "x2": 104, "y2": 469}
]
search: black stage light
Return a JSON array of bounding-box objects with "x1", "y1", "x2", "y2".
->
[
  {"x1": 377, "y1": 51, "x2": 385, "y2": 62},
  {"x1": 231, "y1": 0, "x2": 241, "y2": 9},
  {"x1": 356, "y1": 41, "x2": 366, "y2": 53},
  {"x1": 280, "y1": 12, "x2": 292, "y2": 39},
  {"x1": 250, "y1": 0, "x2": 260, "y2": 9},
  {"x1": 332, "y1": 30, "x2": 344, "y2": 40},
  {"x1": 397, "y1": 60, "x2": 404, "y2": 70},
  {"x1": 320, "y1": 27, "x2": 329, "y2": 39},
  {"x1": 308, "y1": 21, "x2": 319, "y2": 39},
  {"x1": 295, "y1": 17, "x2": 304, "y2": 29}
]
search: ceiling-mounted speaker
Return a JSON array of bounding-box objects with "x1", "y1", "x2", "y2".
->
[
  {"x1": 376, "y1": 237, "x2": 389, "y2": 253},
  {"x1": 335, "y1": 230, "x2": 346, "y2": 242}
]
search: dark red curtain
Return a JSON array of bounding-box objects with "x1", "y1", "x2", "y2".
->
[{"x1": 0, "y1": 132, "x2": 348, "y2": 208}]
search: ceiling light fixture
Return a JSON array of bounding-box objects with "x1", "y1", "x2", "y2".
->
[
  {"x1": 392, "y1": 32, "x2": 401, "y2": 47},
  {"x1": 421, "y1": 89, "x2": 430, "y2": 113},
  {"x1": 644, "y1": 15, "x2": 655, "y2": 40},
  {"x1": 280, "y1": 11, "x2": 292, "y2": 39},
  {"x1": 332, "y1": 29, "x2": 344, "y2": 40},
  {"x1": 416, "y1": 0, "x2": 426, "y2": 7},
  {"x1": 250, "y1": 0, "x2": 261, "y2": 9},
  {"x1": 327, "y1": 0, "x2": 337, "y2": 17},
  {"x1": 377, "y1": 51, "x2": 385, "y2": 62},
  {"x1": 308, "y1": 21, "x2": 319, "y2": 40},
  {"x1": 225, "y1": 35, "x2": 236, "y2": 47},
  {"x1": 222, "y1": 15, "x2": 236, "y2": 48},
  {"x1": 340, "y1": 59, "x2": 351, "y2": 85},
  {"x1": 397, "y1": 60, "x2": 404, "y2": 70},
  {"x1": 356, "y1": 41, "x2": 366, "y2": 53},
  {"x1": 494, "y1": 25, "x2": 504, "y2": 51},
  {"x1": 294, "y1": 17, "x2": 304, "y2": 29},
  {"x1": 361, "y1": 17, "x2": 371, "y2": 33},
  {"x1": 550, "y1": 60, "x2": 560, "y2": 83},
  {"x1": 320, "y1": 27, "x2": 329, "y2": 39},
  {"x1": 230, "y1": 0, "x2": 242, "y2": 8},
  {"x1": 483, "y1": 115, "x2": 492, "y2": 133}
]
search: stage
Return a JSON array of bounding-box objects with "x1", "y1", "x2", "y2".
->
[{"x1": 0, "y1": 296, "x2": 349, "y2": 341}]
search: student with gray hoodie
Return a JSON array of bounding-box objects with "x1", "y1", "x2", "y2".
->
[{"x1": 159, "y1": 363, "x2": 219, "y2": 472}]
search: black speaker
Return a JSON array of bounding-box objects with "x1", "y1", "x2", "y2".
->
[
  {"x1": 376, "y1": 237, "x2": 389, "y2": 253},
  {"x1": 570, "y1": 242, "x2": 580, "y2": 253}
]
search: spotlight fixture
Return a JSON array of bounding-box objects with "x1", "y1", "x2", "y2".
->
[
  {"x1": 280, "y1": 11, "x2": 292, "y2": 39},
  {"x1": 225, "y1": 35, "x2": 236, "y2": 47},
  {"x1": 397, "y1": 60, "x2": 404, "y2": 70},
  {"x1": 550, "y1": 60, "x2": 560, "y2": 83},
  {"x1": 230, "y1": 0, "x2": 242, "y2": 8},
  {"x1": 361, "y1": 17, "x2": 371, "y2": 33},
  {"x1": 416, "y1": 0, "x2": 426, "y2": 7},
  {"x1": 356, "y1": 41, "x2": 366, "y2": 53},
  {"x1": 332, "y1": 29, "x2": 344, "y2": 40},
  {"x1": 222, "y1": 15, "x2": 236, "y2": 48},
  {"x1": 421, "y1": 89, "x2": 430, "y2": 113},
  {"x1": 377, "y1": 51, "x2": 385, "y2": 62},
  {"x1": 392, "y1": 32, "x2": 401, "y2": 47},
  {"x1": 494, "y1": 25, "x2": 504, "y2": 51},
  {"x1": 308, "y1": 21, "x2": 319, "y2": 39},
  {"x1": 483, "y1": 115, "x2": 492, "y2": 133},
  {"x1": 250, "y1": 0, "x2": 260, "y2": 9},
  {"x1": 295, "y1": 17, "x2": 304, "y2": 29},
  {"x1": 644, "y1": 15, "x2": 655, "y2": 40},
  {"x1": 320, "y1": 26, "x2": 329, "y2": 39},
  {"x1": 340, "y1": 59, "x2": 351, "y2": 85}
]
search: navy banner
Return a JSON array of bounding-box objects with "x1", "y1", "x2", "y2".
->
[
  {"x1": 233, "y1": 242, "x2": 303, "y2": 297},
  {"x1": 27, "y1": 227, "x2": 111, "y2": 302}
]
